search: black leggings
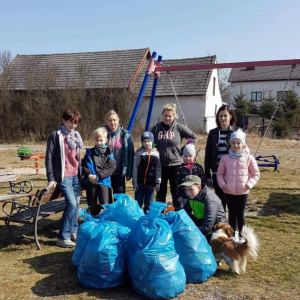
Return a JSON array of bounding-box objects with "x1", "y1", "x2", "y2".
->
[
  {"x1": 111, "y1": 175, "x2": 126, "y2": 194},
  {"x1": 225, "y1": 193, "x2": 248, "y2": 236},
  {"x1": 156, "y1": 165, "x2": 179, "y2": 209},
  {"x1": 84, "y1": 182, "x2": 112, "y2": 206},
  {"x1": 213, "y1": 174, "x2": 227, "y2": 212}
]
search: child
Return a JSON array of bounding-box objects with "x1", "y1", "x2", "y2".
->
[
  {"x1": 180, "y1": 175, "x2": 226, "y2": 241},
  {"x1": 176, "y1": 142, "x2": 205, "y2": 207},
  {"x1": 46, "y1": 109, "x2": 83, "y2": 248},
  {"x1": 217, "y1": 129, "x2": 260, "y2": 243},
  {"x1": 82, "y1": 127, "x2": 116, "y2": 205},
  {"x1": 132, "y1": 131, "x2": 161, "y2": 213}
]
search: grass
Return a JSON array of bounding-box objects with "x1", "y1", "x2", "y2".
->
[{"x1": 0, "y1": 136, "x2": 300, "y2": 300}]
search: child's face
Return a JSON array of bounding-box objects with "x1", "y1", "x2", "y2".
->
[
  {"x1": 62, "y1": 119, "x2": 78, "y2": 132},
  {"x1": 183, "y1": 153, "x2": 194, "y2": 163},
  {"x1": 230, "y1": 138, "x2": 243, "y2": 153},
  {"x1": 185, "y1": 184, "x2": 201, "y2": 199},
  {"x1": 143, "y1": 139, "x2": 152, "y2": 151},
  {"x1": 94, "y1": 134, "x2": 107, "y2": 147}
]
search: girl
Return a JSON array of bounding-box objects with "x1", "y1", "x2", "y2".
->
[
  {"x1": 105, "y1": 110, "x2": 134, "y2": 194},
  {"x1": 217, "y1": 129, "x2": 260, "y2": 242},
  {"x1": 46, "y1": 109, "x2": 83, "y2": 248},
  {"x1": 82, "y1": 127, "x2": 116, "y2": 205},
  {"x1": 176, "y1": 142, "x2": 205, "y2": 207}
]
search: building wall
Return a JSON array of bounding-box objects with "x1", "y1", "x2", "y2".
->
[
  {"x1": 141, "y1": 95, "x2": 206, "y2": 132},
  {"x1": 205, "y1": 68, "x2": 223, "y2": 133},
  {"x1": 230, "y1": 80, "x2": 300, "y2": 103}
]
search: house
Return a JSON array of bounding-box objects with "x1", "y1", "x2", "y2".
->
[
  {"x1": 1, "y1": 48, "x2": 222, "y2": 133},
  {"x1": 228, "y1": 64, "x2": 300, "y2": 103}
]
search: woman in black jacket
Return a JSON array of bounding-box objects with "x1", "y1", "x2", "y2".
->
[{"x1": 205, "y1": 105, "x2": 237, "y2": 211}]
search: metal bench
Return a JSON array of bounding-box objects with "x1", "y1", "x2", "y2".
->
[
  {"x1": 0, "y1": 185, "x2": 65, "y2": 250},
  {"x1": 0, "y1": 168, "x2": 34, "y2": 203}
]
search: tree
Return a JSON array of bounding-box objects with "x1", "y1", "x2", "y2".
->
[{"x1": 232, "y1": 92, "x2": 249, "y2": 127}]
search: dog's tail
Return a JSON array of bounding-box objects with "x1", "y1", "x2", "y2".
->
[{"x1": 242, "y1": 225, "x2": 259, "y2": 260}]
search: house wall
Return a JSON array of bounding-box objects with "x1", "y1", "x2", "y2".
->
[
  {"x1": 141, "y1": 95, "x2": 206, "y2": 132},
  {"x1": 205, "y1": 68, "x2": 223, "y2": 133},
  {"x1": 230, "y1": 80, "x2": 300, "y2": 103}
]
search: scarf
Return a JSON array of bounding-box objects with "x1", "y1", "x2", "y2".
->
[
  {"x1": 61, "y1": 125, "x2": 83, "y2": 150},
  {"x1": 108, "y1": 126, "x2": 120, "y2": 137},
  {"x1": 185, "y1": 162, "x2": 195, "y2": 174},
  {"x1": 229, "y1": 149, "x2": 246, "y2": 159}
]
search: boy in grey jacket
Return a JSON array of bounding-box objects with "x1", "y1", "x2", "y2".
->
[{"x1": 132, "y1": 131, "x2": 161, "y2": 213}]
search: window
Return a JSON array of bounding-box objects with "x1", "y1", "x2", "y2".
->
[
  {"x1": 213, "y1": 77, "x2": 216, "y2": 96},
  {"x1": 277, "y1": 91, "x2": 292, "y2": 101},
  {"x1": 251, "y1": 92, "x2": 262, "y2": 101}
]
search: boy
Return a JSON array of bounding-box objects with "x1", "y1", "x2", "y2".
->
[
  {"x1": 132, "y1": 131, "x2": 161, "y2": 213},
  {"x1": 180, "y1": 175, "x2": 226, "y2": 240},
  {"x1": 82, "y1": 127, "x2": 116, "y2": 205}
]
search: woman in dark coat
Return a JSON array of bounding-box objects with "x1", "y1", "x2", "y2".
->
[{"x1": 205, "y1": 105, "x2": 237, "y2": 211}]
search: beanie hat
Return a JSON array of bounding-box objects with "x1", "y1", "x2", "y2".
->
[
  {"x1": 230, "y1": 129, "x2": 246, "y2": 145},
  {"x1": 141, "y1": 131, "x2": 154, "y2": 143},
  {"x1": 183, "y1": 143, "x2": 196, "y2": 156}
]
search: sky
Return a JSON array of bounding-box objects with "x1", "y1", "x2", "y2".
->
[{"x1": 1, "y1": 0, "x2": 300, "y2": 63}]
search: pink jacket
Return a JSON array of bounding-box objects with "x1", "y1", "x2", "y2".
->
[{"x1": 217, "y1": 152, "x2": 260, "y2": 195}]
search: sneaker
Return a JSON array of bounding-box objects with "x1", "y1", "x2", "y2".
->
[
  {"x1": 239, "y1": 237, "x2": 246, "y2": 243},
  {"x1": 70, "y1": 233, "x2": 77, "y2": 242},
  {"x1": 56, "y1": 238, "x2": 75, "y2": 248},
  {"x1": 232, "y1": 236, "x2": 239, "y2": 243}
]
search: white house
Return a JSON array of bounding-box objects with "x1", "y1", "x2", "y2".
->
[
  {"x1": 134, "y1": 56, "x2": 223, "y2": 133},
  {"x1": 228, "y1": 64, "x2": 300, "y2": 103}
]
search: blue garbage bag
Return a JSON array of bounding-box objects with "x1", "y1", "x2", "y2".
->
[
  {"x1": 77, "y1": 221, "x2": 131, "y2": 289},
  {"x1": 164, "y1": 210, "x2": 217, "y2": 283},
  {"x1": 127, "y1": 201, "x2": 186, "y2": 299},
  {"x1": 102, "y1": 193, "x2": 144, "y2": 229}
]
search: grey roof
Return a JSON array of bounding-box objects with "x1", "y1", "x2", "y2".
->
[
  {"x1": 228, "y1": 64, "x2": 300, "y2": 83},
  {"x1": 2, "y1": 48, "x2": 150, "y2": 90},
  {"x1": 132, "y1": 56, "x2": 216, "y2": 96}
]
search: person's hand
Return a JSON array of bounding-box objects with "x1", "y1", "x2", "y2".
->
[
  {"x1": 126, "y1": 177, "x2": 132, "y2": 182},
  {"x1": 47, "y1": 181, "x2": 56, "y2": 188},
  {"x1": 155, "y1": 184, "x2": 160, "y2": 192},
  {"x1": 133, "y1": 184, "x2": 138, "y2": 191},
  {"x1": 88, "y1": 174, "x2": 97, "y2": 184},
  {"x1": 206, "y1": 178, "x2": 212, "y2": 186}
]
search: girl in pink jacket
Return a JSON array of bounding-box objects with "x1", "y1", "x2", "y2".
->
[{"x1": 217, "y1": 129, "x2": 260, "y2": 242}]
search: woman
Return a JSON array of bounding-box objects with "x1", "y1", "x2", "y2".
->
[
  {"x1": 105, "y1": 110, "x2": 134, "y2": 194},
  {"x1": 205, "y1": 105, "x2": 237, "y2": 212},
  {"x1": 151, "y1": 103, "x2": 198, "y2": 209},
  {"x1": 46, "y1": 109, "x2": 83, "y2": 248}
]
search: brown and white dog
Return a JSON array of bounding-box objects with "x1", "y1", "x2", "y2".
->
[{"x1": 209, "y1": 223, "x2": 259, "y2": 275}]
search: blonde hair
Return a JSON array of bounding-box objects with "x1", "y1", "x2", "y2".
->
[
  {"x1": 94, "y1": 127, "x2": 108, "y2": 139},
  {"x1": 162, "y1": 103, "x2": 177, "y2": 118},
  {"x1": 105, "y1": 110, "x2": 119, "y2": 121}
]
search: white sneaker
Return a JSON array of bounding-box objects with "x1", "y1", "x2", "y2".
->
[
  {"x1": 56, "y1": 238, "x2": 75, "y2": 248},
  {"x1": 239, "y1": 237, "x2": 246, "y2": 243},
  {"x1": 232, "y1": 236, "x2": 239, "y2": 243},
  {"x1": 70, "y1": 233, "x2": 77, "y2": 242}
]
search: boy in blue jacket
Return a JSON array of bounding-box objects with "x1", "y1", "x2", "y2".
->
[{"x1": 82, "y1": 127, "x2": 116, "y2": 205}]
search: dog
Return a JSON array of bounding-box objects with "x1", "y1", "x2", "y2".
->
[{"x1": 209, "y1": 223, "x2": 259, "y2": 275}]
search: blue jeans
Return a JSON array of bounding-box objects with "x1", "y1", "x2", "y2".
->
[
  {"x1": 135, "y1": 183, "x2": 154, "y2": 214},
  {"x1": 58, "y1": 175, "x2": 80, "y2": 240}
]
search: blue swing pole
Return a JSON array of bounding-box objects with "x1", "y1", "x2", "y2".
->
[
  {"x1": 127, "y1": 52, "x2": 157, "y2": 132},
  {"x1": 145, "y1": 55, "x2": 162, "y2": 131}
]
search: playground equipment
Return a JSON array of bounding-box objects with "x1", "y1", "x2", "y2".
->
[
  {"x1": 18, "y1": 146, "x2": 45, "y2": 175},
  {"x1": 255, "y1": 155, "x2": 280, "y2": 172}
]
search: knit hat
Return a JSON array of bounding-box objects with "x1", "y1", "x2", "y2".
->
[
  {"x1": 230, "y1": 129, "x2": 246, "y2": 145},
  {"x1": 141, "y1": 131, "x2": 154, "y2": 143},
  {"x1": 183, "y1": 143, "x2": 196, "y2": 156}
]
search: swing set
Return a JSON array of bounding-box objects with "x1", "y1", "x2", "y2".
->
[{"x1": 128, "y1": 51, "x2": 300, "y2": 171}]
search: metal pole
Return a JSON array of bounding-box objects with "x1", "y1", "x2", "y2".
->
[
  {"x1": 127, "y1": 52, "x2": 157, "y2": 132},
  {"x1": 145, "y1": 55, "x2": 162, "y2": 131}
]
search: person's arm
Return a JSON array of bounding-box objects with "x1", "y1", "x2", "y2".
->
[
  {"x1": 97, "y1": 155, "x2": 116, "y2": 179},
  {"x1": 45, "y1": 132, "x2": 56, "y2": 184},
  {"x1": 132, "y1": 152, "x2": 141, "y2": 189},
  {"x1": 204, "y1": 130, "x2": 213, "y2": 180},
  {"x1": 126, "y1": 135, "x2": 134, "y2": 179},
  {"x1": 216, "y1": 157, "x2": 227, "y2": 190},
  {"x1": 178, "y1": 123, "x2": 198, "y2": 144},
  {"x1": 199, "y1": 196, "x2": 219, "y2": 235},
  {"x1": 246, "y1": 155, "x2": 260, "y2": 189},
  {"x1": 155, "y1": 154, "x2": 162, "y2": 185}
]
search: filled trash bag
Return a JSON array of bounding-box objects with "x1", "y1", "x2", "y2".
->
[
  {"x1": 77, "y1": 221, "x2": 131, "y2": 289},
  {"x1": 164, "y1": 209, "x2": 217, "y2": 283},
  {"x1": 127, "y1": 201, "x2": 186, "y2": 299},
  {"x1": 102, "y1": 193, "x2": 144, "y2": 229}
]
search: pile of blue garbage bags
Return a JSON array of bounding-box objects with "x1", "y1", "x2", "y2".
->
[{"x1": 72, "y1": 194, "x2": 217, "y2": 299}]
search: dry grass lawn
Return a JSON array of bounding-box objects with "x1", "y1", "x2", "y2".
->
[{"x1": 0, "y1": 136, "x2": 299, "y2": 300}]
